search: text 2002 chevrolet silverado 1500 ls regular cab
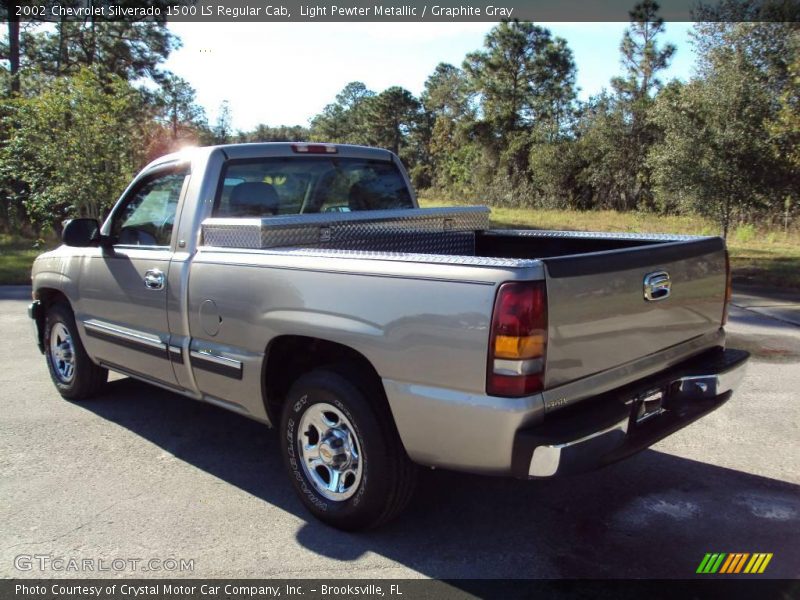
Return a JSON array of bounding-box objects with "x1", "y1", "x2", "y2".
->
[{"x1": 29, "y1": 143, "x2": 749, "y2": 530}]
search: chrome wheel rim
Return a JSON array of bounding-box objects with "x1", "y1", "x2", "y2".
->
[
  {"x1": 297, "y1": 402, "x2": 363, "y2": 501},
  {"x1": 49, "y1": 322, "x2": 76, "y2": 383}
]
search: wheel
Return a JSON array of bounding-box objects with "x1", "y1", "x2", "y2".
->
[
  {"x1": 280, "y1": 366, "x2": 417, "y2": 530},
  {"x1": 44, "y1": 303, "x2": 107, "y2": 400}
]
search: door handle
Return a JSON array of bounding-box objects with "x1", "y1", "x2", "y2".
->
[{"x1": 144, "y1": 269, "x2": 165, "y2": 290}]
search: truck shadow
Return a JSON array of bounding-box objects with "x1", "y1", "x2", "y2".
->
[{"x1": 80, "y1": 378, "x2": 800, "y2": 579}]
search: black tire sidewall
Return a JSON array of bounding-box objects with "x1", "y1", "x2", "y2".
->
[
  {"x1": 281, "y1": 370, "x2": 393, "y2": 530},
  {"x1": 44, "y1": 304, "x2": 94, "y2": 399}
]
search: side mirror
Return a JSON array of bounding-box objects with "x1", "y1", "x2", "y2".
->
[{"x1": 62, "y1": 218, "x2": 101, "y2": 247}]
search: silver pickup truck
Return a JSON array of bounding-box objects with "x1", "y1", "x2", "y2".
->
[{"x1": 29, "y1": 143, "x2": 749, "y2": 530}]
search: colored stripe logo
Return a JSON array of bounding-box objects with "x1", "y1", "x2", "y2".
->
[{"x1": 696, "y1": 553, "x2": 773, "y2": 574}]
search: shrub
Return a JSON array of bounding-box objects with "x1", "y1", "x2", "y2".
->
[{"x1": 734, "y1": 224, "x2": 756, "y2": 243}]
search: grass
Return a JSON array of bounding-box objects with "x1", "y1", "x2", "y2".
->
[
  {"x1": 2, "y1": 205, "x2": 798, "y2": 289},
  {"x1": 0, "y1": 234, "x2": 56, "y2": 285},
  {"x1": 419, "y1": 197, "x2": 800, "y2": 290}
]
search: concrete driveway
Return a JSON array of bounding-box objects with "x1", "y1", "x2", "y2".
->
[{"x1": 1, "y1": 285, "x2": 798, "y2": 579}]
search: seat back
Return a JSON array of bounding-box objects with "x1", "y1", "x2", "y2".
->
[
  {"x1": 348, "y1": 182, "x2": 373, "y2": 212},
  {"x1": 229, "y1": 182, "x2": 280, "y2": 216}
]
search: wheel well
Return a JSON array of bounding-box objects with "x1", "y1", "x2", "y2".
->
[
  {"x1": 37, "y1": 288, "x2": 69, "y2": 310},
  {"x1": 262, "y1": 336, "x2": 384, "y2": 425},
  {"x1": 33, "y1": 288, "x2": 70, "y2": 349}
]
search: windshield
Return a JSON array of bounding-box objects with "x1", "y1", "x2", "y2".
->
[{"x1": 213, "y1": 157, "x2": 413, "y2": 217}]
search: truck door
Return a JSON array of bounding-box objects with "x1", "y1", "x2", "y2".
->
[{"x1": 77, "y1": 165, "x2": 190, "y2": 387}]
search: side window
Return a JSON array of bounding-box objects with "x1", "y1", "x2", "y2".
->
[{"x1": 110, "y1": 169, "x2": 188, "y2": 247}]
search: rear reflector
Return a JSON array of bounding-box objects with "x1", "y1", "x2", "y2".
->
[
  {"x1": 487, "y1": 281, "x2": 547, "y2": 397},
  {"x1": 292, "y1": 143, "x2": 337, "y2": 154}
]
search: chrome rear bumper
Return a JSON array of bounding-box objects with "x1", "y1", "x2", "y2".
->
[{"x1": 512, "y1": 348, "x2": 749, "y2": 479}]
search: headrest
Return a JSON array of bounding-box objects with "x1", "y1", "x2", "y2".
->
[
  {"x1": 229, "y1": 182, "x2": 280, "y2": 216},
  {"x1": 348, "y1": 182, "x2": 373, "y2": 211}
]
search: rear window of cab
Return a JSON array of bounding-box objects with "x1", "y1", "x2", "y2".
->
[{"x1": 213, "y1": 157, "x2": 413, "y2": 217}]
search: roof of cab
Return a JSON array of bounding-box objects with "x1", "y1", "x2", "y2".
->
[{"x1": 143, "y1": 142, "x2": 394, "y2": 172}]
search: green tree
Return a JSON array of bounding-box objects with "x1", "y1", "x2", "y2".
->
[
  {"x1": 464, "y1": 21, "x2": 575, "y2": 135},
  {"x1": 0, "y1": 15, "x2": 180, "y2": 232},
  {"x1": 612, "y1": 0, "x2": 676, "y2": 101},
  {"x1": 310, "y1": 81, "x2": 375, "y2": 144},
  {"x1": 335, "y1": 81, "x2": 374, "y2": 110},
  {"x1": 648, "y1": 18, "x2": 798, "y2": 234},
  {"x1": 420, "y1": 63, "x2": 476, "y2": 191},
  {"x1": 770, "y1": 53, "x2": 800, "y2": 172},
  {"x1": 238, "y1": 124, "x2": 311, "y2": 142},
  {"x1": 157, "y1": 73, "x2": 206, "y2": 141},
  {"x1": 464, "y1": 21, "x2": 576, "y2": 188},
  {"x1": 649, "y1": 74, "x2": 775, "y2": 237},
  {"x1": 695, "y1": 19, "x2": 799, "y2": 199},
  {"x1": 21, "y1": 20, "x2": 178, "y2": 83},
  {"x1": 310, "y1": 102, "x2": 348, "y2": 142},
  {"x1": 422, "y1": 63, "x2": 473, "y2": 119},
  {"x1": 364, "y1": 86, "x2": 421, "y2": 157},
  {"x1": 210, "y1": 100, "x2": 233, "y2": 145},
  {"x1": 1, "y1": 68, "x2": 148, "y2": 232},
  {"x1": 6, "y1": 18, "x2": 20, "y2": 94},
  {"x1": 598, "y1": 0, "x2": 676, "y2": 211}
]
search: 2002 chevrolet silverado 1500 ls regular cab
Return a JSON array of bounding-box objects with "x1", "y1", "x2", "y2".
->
[{"x1": 29, "y1": 143, "x2": 749, "y2": 529}]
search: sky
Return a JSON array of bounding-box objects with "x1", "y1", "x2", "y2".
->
[{"x1": 163, "y1": 21, "x2": 697, "y2": 131}]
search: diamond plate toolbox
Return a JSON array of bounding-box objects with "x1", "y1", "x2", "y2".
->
[{"x1": 201, "y1": 206, "x2": 491, "y2": 255}]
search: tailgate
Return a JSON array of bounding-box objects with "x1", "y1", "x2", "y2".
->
[{"x1": 542, "y1": 237, "x2": 727, "y2": 388}]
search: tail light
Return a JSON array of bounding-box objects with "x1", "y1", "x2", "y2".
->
[
  {"x1": 722, "y1": 249, "x2": 732, "y2": 325},
  {"x1": 487, "y1": 281, "x2": 547, "y2": 397},
  {"x1": 291, "y1": 143, "x2": 337, "y2": 154}
]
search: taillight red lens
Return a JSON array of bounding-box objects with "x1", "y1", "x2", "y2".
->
[{"x1": 487, "y1": 281, "x2": 547, "y2": 397}]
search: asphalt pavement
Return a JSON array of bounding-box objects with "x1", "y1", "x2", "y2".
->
[{"x1": 1, "y1": 285, "x2": 798, "y2": 580}]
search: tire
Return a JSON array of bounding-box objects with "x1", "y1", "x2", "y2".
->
[
  {"x1": 280, "y1": 365, "x2": 417, "y2": 530},
  {"x1": 44, "y1": 303, "x2": 107, "y2": 400}
]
